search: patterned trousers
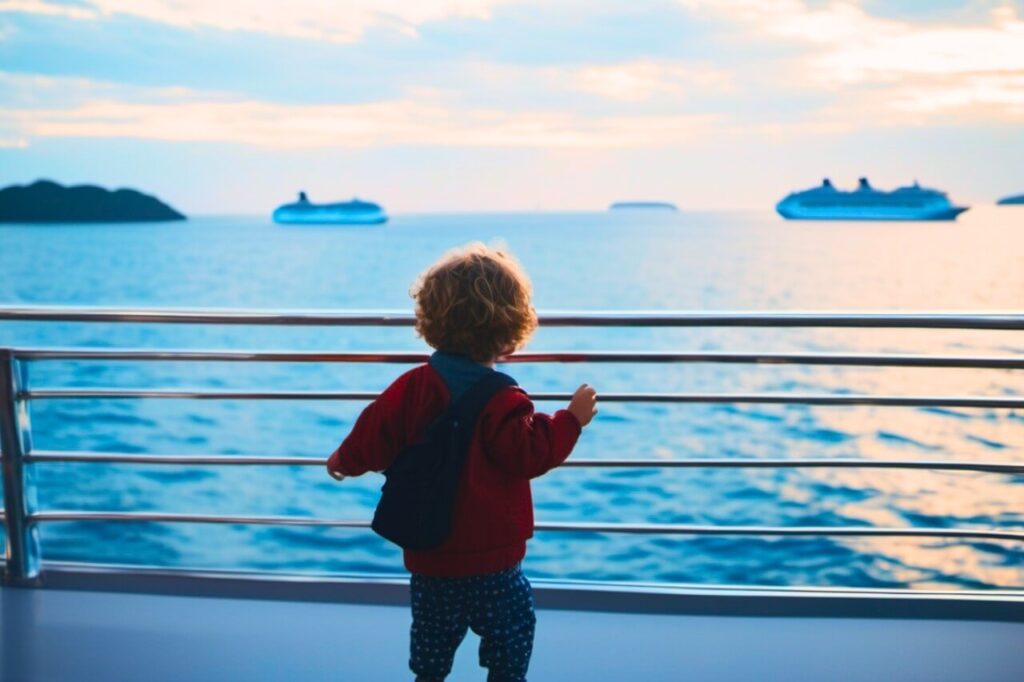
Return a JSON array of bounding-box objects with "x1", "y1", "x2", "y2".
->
[{"x1": 409, "y1": 563, "x2": 536, "y2": 681}]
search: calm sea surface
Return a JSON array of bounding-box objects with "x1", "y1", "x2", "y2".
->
[{"x1": 1, "y1": 208, "x2": 1022, "y2": 589}]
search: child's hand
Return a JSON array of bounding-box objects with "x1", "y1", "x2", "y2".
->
[
  {"x1": 326, "y1": 451, "x2": 348, "y2": 481},
  {"x1": 568, "y1": 384, "x2": 598, "y2": 427}
]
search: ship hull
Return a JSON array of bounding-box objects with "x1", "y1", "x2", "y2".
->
[
  {"x1": 273, "y1": 207, "x2": 387, "y2": 225},
  {"x1": 776, "y1": 204, "x2": 968, "y2": 221}
]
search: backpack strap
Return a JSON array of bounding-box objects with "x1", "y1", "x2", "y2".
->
[
  {"x1": 446, "y1": 369, "x2": 518, "y2": 428},
  {"x1": 371, "y1": 367, "x2": 517, "y2": 550},
  {"x1": 440, "y1": 370, "x2": 517, "y2": 469}
]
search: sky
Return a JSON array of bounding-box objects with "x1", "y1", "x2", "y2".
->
[{"x1": 0, "y1": 0, "x2": 1022, "y2": 213}]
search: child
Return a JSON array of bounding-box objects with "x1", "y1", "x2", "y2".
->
[{"x1": 327, "y1": 243, "x2": 597, "y2": 681}]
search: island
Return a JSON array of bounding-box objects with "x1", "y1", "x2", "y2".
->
[
  {"x1": 609, "y1": 201, "x2": 678, "y2": 211},
  {"x1": 996, "y1": 194, "x2": 1024, "y2": 205},
  {"x1": 0, "y1": 179, "x2": 186, "y2": 223}
]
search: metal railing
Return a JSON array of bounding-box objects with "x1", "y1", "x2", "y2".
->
[{"x1": 2, "y1": 307, "x2": 1023, "y2": 591}]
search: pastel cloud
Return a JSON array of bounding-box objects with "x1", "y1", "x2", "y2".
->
[
  {"x1": 1, "y1": 0, "x2": 1022, "y2": 213},
  {"x1": 679, "y1": 0, "x2": 1024, "y2": 120},
  {"x1": 1, "y1": 74, "x2": 718, "y2": 148},
  {"x1": 0, "y1": 0, "x2": 513, "y2": 42},
  {"x1": 888, "y1": 74, "x2": 1024, "y2": 117},
  {"x1": 813, "y1": 8, "x2": 1024, "y2": 82},
  {"x1": 569, "y1": 61, "x2": 733, "y2": 101},
  {"x1": 678, "y1": 0, "x2": 894, "y2": 45},
  {"x1": 0, "y1": 0, "x2": 94, "y2": 20}
]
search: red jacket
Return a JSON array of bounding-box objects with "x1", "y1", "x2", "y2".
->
[{"x1": 327, "y1": 363, "x2": 581, "y2": 577}]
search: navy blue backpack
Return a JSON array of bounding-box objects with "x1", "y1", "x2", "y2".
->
[{"x1": 371, "y1": 364, "x2": 516, "y2": 550}]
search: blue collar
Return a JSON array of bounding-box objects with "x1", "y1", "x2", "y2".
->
[{"x1": 429, "y1": 351, "x2": 494, "y2": 402}]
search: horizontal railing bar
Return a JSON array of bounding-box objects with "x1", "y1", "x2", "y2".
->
[
  {"x1": 2, "y1": 307, "x2": 1024, "y2": 329},
  {"x1": 13, "y1": 349, "x2": 428, "y2": 363},
  {"x1": 35, "y1": 559, "x2": 1024, "y2": 597},
  {"x1": 563, "y1": 459, "x2": 1024, "y2": 474},
  {"x1": 26, "y1": 511, "x2": 1024, "y2": 542},
  {"x1": 24, "y1": 450, "x2": 1024, "y2": 474},
  {"x1": 11, "y1": 348, "x2": 1024, "y2": 370},
  {"x1": 0, "y1": 308, "x2": 416, "y2": 327},
  {"x1": 23, "y1": 389, "x2": 375, "y2": 400},
  {"x1": 29, "y1": 511, "x2": 370, "y2": 528},
  {"x1": 25, "y1": 451, "x2": 331, "y2": 466},
  {"x1": 537, "y1": 523, "x2": 1024, "y2": 542},
  {"x1": 20, "y1": 388, "x2": 1024, "y2": 408}
]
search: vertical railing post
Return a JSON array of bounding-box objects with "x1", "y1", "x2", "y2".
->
[{"x1": 0, "y1": 349, "x2": 40, "y2": 584}]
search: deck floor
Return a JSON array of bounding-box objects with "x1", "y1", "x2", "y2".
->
[{"x1": 1, "y1": 585, "x2": 1022, "y2": 681}]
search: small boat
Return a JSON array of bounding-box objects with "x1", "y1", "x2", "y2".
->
[
  {"x1": 609, "y1": 201, "x2": 678, "y2": 211},
  {"x1": 776, "y1": 178, "x2": 968, "y2": 221},
  {"x1": 996, "y1": 193, "x2": 1024, "y2": 205},
  {"x1": 273, "y1": 192, "x2": 387, "y2": 225}
]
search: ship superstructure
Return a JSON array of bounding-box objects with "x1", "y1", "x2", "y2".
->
[
  {"x1": 777, "y1": 178, "x2": 968, "y2": 221},
  {"x1": 273, "y1": 191, "x2": 387, "y2": 225}
]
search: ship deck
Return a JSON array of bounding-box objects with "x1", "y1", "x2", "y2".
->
[{"x1": 2, "y1": 581, "x2": 1023, "y2": 682}]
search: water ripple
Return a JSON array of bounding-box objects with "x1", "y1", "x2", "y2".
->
[{"x1": 4, "y1": 214, "x2": 1023, "y2": 590}]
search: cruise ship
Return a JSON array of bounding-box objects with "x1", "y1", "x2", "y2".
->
[
  {"x1": 272, "y1": 191, "x2": 387, "y2": 225},
  {"x1": 776, "y1": 178, "x2": 968, "y2": 221}
]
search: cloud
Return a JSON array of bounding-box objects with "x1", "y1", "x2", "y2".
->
[
  {"x1": 817, "y1": 8, "x2": 1024, "y2": 83},
  {"x1": 887, "y1": 73, "x2": 1024, "y2": 116},
  {"x1": 2, "y1": 1, "x2": 1021, "y2": 152},
  {"x1": 0, "y1": 0, "x2": 94, "y2": 20},
  {"x1": 569, "y1": 61, "x2": 733, "y2": 101},
  {"x1": 0, "y1": 70, "x2": 213, "y2": 107},
  {"x1": 0, "y1": 73, "x2": 719, "y2": 148},
  {"x1": 679, "y1": 0, "x2": 1024, "y2": 121},
  {"x1": 679, "y1": 0, "x2": 1024, "y2": 76},
  {"x1": 0, "y1": 0, "x2": 514, "y2": 43},
  {"x1": 450, "y1": 59, "x2": 735, "y2": 110},
  {"x1": 678, "y1": 0, "x2": 893, "y2": 45}
]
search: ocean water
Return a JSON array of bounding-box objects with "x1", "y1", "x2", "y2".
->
[{"x1": 1, "y1": 208, "x2": 1022, "y2": 590}]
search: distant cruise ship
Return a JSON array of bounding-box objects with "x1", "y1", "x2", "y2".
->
[
  {"x1": 273, "y1": 192, "x2": 387, "y2": 225},
  {"x1": 776, "y1": 178, "x2": 968, "y2": 221}
]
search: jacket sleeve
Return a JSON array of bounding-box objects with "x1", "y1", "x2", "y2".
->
[
  {"x1": 326, "y1": 372, "x2": 412, "y2": 478},
  {"x1": 484, "y1": 389, "x2": 582, "y2": 479}
]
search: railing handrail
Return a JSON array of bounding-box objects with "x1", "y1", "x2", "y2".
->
[
  {"x1": 19, "y1": 387, "x2": 1024, "y2": 408},
  {"x1": 27, "y1": 511, "x2": 1024, "y2": 544},
  {"x1": 2, "y1": 306, "x2": 1024, "y2": 329},
  {"x1": 3, "y1": 307, "x2": 1023, "y2": 592},
  {"x1": 10, "y1": 347, "x2": 1024, "y2": 370},
  {"x1": 23, "y1": 450, "x2": 1024, "y2": 474}
]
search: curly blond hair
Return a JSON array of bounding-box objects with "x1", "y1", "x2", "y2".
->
[{"x1": 411, "y1": 243, "x2": 538, "y2": 362}]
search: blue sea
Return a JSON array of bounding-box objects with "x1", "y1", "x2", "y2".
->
[{"x1": 1, "y1": 208, "x2": 1022, "y2": 590}]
